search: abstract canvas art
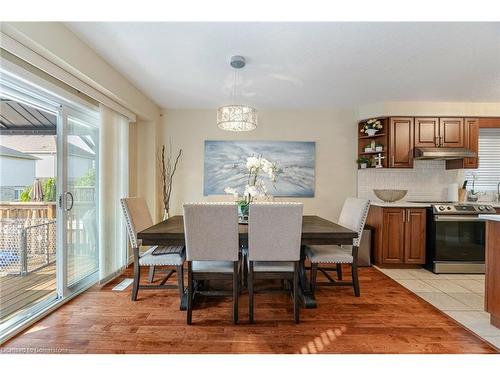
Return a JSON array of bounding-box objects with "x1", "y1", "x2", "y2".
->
[{"x1": 204, "y1": 140, "x2": 315, "y2": 197}]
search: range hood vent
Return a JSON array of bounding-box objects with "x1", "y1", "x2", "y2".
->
[{"x1": 414, "y1": 147, "x2": 477, "y2": 160}]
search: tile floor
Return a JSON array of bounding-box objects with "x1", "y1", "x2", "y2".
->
[{"x1": 376, "y1": 266, "x2": 500, "y2": 350}]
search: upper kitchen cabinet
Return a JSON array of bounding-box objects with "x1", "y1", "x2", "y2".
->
[
  {"x1": 463, "y1": 118, "x2": 479, "y2": 169},
  {"x1": 389, "y1": 117, "x2": 414, "y2": 168},
  {"x1": 439, "y1": 117, "x2": 465, "y2": 148},
  {"x1": 414, "y1": 117, "x2": 439, "y2": 148}
]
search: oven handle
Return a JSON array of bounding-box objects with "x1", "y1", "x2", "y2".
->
[{"x1": 434, "y1": 215, "x2": 486, "y2": 222}]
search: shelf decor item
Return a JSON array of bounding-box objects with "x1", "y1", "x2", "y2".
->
[
  {"x1": 375, "y1": 144, "x2": 383, "y2": 152},
  {"x1": 361, "y1": 118, "x2": 383, "y2": 136},
  {"x1": 356, "y1": 156, "x2": 371, "y2": 169}
]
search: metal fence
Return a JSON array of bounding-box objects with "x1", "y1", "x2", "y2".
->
[{"x1": 0, "y1": 218, "x2": 56, "y2": 276}]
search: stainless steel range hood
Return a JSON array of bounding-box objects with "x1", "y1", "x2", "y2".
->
[{"x1": 414, "y1": 147, "x2": 477, "y2": 160}]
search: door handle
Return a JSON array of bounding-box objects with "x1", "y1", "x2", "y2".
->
[{"x1": 65, "y1": 192, "x2": 74, "y2": 212}]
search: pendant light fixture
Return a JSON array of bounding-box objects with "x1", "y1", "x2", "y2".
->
[{"x1": 217, "y1": 55, "x2": 257, "y2": 132}]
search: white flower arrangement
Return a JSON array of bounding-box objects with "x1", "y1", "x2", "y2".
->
[{"x1": 224, "y1": 155, "x2": 280, "y2": 212}]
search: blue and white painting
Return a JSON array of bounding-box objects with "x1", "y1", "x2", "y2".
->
[{"x1": 204, "y1": 140, "x2": 315, "y2": 197}]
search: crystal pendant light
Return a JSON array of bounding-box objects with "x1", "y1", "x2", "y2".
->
[{"x1": 217, "y1": 56, "x2": 257, "y2": 132}]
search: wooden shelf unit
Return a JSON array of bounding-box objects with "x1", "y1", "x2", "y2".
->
[{"x1": 357, "y1": 118, "x2": 389, "y2": 169}]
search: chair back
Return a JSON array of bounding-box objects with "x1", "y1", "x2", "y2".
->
[
  {"x1": 248, "y1": 202, "x2": 303, "y2": 262},
  {"x1": 183, "y1": 203, "x2": 239, "y2": 261},
  {"x1": 120, "y1": 197, "x2": 153, "y2": 248},
  {"x1": 338, "y1": 198, "x2": 371, "y2": 247}
]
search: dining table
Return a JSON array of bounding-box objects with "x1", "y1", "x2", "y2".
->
[{"x1": 137, "y1": 215, "x2": 358, "y2": 309}]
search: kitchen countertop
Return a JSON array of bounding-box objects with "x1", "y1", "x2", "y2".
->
[
  {"x1": 479, "y1": 215, "x2": 500, "y2": 222},
  {"x1": 370, "y1": 200, "x2": 500, "y2": 208}
]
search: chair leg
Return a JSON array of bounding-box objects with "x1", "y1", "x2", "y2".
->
[
  {"x1": 187, "y1": 262, "x2": 193, "y2": 325},
  {"x1": 248, "y1": 261, "x2": 254, "y2": 323},
  {"x1": 352, "y1": 262, "x2": 360, "y2": 297},
  {"x1": 148, "y1": 266, "x2": 156, "y2": 283},
  {"x1": 132, "y1": 260, "x2": 140, "y2": 301},
  {"x1": 233, "y1": 261, "x2": 239, "y2": 324},
  {"x1": 177, "y1": 264, "x2": 184, "y2": 298},
  {"x1": 293, "y1": 262, "x2": 299, "y2": 324},
  {"x1": 336, "y1": 263, "x2": 343, "y2": 280},
  {"x1": 310, "y1": 263, "x2": 318, "y2": 297}
]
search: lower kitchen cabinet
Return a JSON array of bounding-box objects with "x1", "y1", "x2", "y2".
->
[{"x1": 367, "y1": 206, "x2": 427, "y2": 266}]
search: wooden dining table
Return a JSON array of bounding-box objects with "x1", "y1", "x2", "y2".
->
[{"x1": 137, "y1": 215, "x2": 357, "y2": 309}]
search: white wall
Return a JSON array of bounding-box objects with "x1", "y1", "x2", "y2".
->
[{"x1": 160, "y1": 109, "x2": 357, "y2": 222}]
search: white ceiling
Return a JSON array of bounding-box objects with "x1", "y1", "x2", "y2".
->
[{"x1": 66, "y1": 22, "x2": 500, "y2": 109}]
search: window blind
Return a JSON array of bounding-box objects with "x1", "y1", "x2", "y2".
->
[{"x1": 466, "y1": 128, "x2": 500, "y2": 191}]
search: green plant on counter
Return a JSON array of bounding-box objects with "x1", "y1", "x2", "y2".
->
[{"x1": 356, "y1": 156, "x2": 371, "y2": 165}]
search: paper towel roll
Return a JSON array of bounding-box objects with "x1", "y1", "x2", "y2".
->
[{"x1": 447, "y1": 183, "x2": 459, "y2": 202}]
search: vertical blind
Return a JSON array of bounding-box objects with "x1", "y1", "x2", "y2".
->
[{"x1": 466, "y1": 128, "x2": 500, "y2": 191}]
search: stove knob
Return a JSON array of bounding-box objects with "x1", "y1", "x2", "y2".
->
[
  {"x1": 446, "y1": 206, "x2": 452, "y2": 210},
  {"x1": 478, "y1": 206, "x2": 485, "y2": 211},
  {"x1": 486, "y1": 205, "x2": 493, "y2": 211},
  {"x1": 438, "y1": 206, "x2": 445, "y2": 211}
]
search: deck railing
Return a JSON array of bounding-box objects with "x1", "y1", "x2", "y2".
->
[
  {"x1": 0, "y1": 218, "x2": 57, "y2": 276},
  {"x1": 0, "y1": 202, "x2": 57, "y2": 219}
]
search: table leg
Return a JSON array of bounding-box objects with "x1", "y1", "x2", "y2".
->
[{"x1": 299, "y1": 245, "x2": 317, "y2": 309}]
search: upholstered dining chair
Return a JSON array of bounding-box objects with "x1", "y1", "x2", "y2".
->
[
  {"x1": 247, "y1": 202, "x2": 303, "y2": 324},
  {"x1": 305, "y1": 198, "x2": 370, "y2": 297},
  {"x1": 120, "y1": 198, "x2": 185, "y2": 301},
  {"x1": 183, "y1": 203, "x2": 240, "y2": 325}
]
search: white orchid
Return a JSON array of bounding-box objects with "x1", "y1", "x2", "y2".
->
[
  {"x1": 246, "y1": 156, "x2": 261, "y2": 171},
  {"x1": 244, "y1": 185, "x2": 258, "y2": 198},
  {"x1": 224, "y1": 187, "x2": 240, "y2": 198}
]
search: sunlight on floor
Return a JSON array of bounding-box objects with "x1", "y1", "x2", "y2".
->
[{"x1": 298, "y1": 326, "x2": 347, "y2": 354}]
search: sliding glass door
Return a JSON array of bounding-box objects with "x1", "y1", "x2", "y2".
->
[{"x1": 0, "y1": 69, "x2": 100, "y2": 341}]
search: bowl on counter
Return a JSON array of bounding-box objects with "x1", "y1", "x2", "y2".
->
[{"x1": 373, "y1": 189, "x2": 408, "y2": 202}]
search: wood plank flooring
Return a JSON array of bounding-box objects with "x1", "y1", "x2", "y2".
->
[
  {"x1": 1, "y1": 266, "x2": 498, "y2": 354},
  {"x1": 0, "y1": 257, "x2": 97, "y2": 322}
]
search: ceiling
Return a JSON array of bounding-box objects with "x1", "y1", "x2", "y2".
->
[{"x1": 66, "y1": 22, "x2": 500, "y2": 109}]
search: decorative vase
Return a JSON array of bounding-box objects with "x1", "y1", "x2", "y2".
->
[{"x1": 366, "y1": 129, "x2": 378, "y2": 136}]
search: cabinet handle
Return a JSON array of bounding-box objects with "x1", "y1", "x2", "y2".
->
[
  {"x1": 402, "y1": 210, "x2": 406, "y2": 222},
  {"x1": 434, "y1": 136, "x2": 439, "y2": 147},
  {"x1": 407, "y1": 210, "x2": 411, "y2": 222},
  {"x1": 439, "y1": 136, "x2": 443, "y2": 147}
]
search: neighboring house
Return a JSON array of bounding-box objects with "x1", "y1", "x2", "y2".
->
[
  {"x1": 0, "y1": 145, "x2": 38, "y2": 201},
  {"x1": 0, "y1": 135, "x2": 95, "y2": 183}
]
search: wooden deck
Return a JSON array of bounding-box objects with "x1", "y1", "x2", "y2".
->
[
  {"x1": 0, "y1": 256, "x2": 97, "y2": 323},
  {"x1": 2, "y1": 266, "x2": 498, "y2": 353}
]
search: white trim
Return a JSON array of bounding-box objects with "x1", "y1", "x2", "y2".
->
[{"x1": 0, "y1": 31, "x2": 136, "y2": 122}]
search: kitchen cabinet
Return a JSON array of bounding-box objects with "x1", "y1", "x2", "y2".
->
[
  {"x1": 463, "y1": 118, "x2": 479, "y2": 169},
  {"x1": 389, "y1": 117, "x2": 414, "y2": 168},
  {"x1": 367, "y1": 206, "x2": 427, "y2": 266},
  {"x1": 439, "y1": 117, "x2": 465, "y2": 148},
  {"x1": 414, "y1": 117, "x2": 439, "y2": 148}
]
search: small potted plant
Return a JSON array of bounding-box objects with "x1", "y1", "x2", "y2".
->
[
  {"x1": 356, "y1": 156, "x2": 371, "y2": 169},
  {"x1": 364, "y1": 143, "x2": 373, "y2": 153},
  {"x1": 375, "y1": 143, "x2": 383, "y2": 152},
  {"x1": 361, "y1": 118, "x2": 383, "y2": 136}
]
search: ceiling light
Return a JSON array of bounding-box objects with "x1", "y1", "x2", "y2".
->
[{"x1": 217, "y1": 56, "x2": 257, "y2": 132}]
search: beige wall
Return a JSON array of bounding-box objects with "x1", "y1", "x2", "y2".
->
[
  {"x1": 159, "y1": 109, "x2": 357, "y2": 222},
  {"x1": 357, "y1": 101, "x2": 500, "y2": 119}
]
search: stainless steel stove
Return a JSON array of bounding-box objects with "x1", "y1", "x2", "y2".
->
[{"x1": 426, "y1": 203, "x2": 496, "y2": 274}]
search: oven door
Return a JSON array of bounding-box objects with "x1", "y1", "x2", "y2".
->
[{"x1": 433, "y1": 215, "x2": 485, "y2": 262}]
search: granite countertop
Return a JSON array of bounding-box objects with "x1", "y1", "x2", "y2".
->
[
  {"x1": 370, "y1": 200, "x2": 500, "y2": 208},
  {"x1": 478, "y1": 215, "x2": 500, "y2": 222}
]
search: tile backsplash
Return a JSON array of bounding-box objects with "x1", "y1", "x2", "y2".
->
[{"x1": 357, "y1": 160, "x2": 466, "y2": 202}]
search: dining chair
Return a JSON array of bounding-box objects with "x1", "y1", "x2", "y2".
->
[
  {"x1": 247, "y1": 202, "x2": 303, "y2": 324},
  {"x1": 305, "y1": 198, "x2": 370, "y2": 297},
  {"x1": 183, "y1": 202, "x2": 240, "y2": 325},
  {"x1": 120, "y1": 197, "x2": 185, "y2": 301}
]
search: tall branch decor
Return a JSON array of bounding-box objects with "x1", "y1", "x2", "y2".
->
[{"x1": 159, "y1": 142, "x2": 182, "y2": 219}]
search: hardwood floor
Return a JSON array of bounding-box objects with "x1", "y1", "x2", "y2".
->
[{"x1": 1, "y1": 266, "x2": 497, "y2": 354}]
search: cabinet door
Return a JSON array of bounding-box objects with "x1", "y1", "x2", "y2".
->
[
  {"x1": 389, "y1": 117, "x2": 414, "y2": 168},
  {"x1": 414, "y1": 117, "x2": 439, "y2": 148},
  {"x1": 382, "y1": 208, "x2": 405, "y2": 263},
  {"x1": 439, "y1": 118, "x2": 465, "y2": 148},
  {"x1": 404, "y1": 209, "x2": 426, "y2": 264},
  {"x1": 464, "y1": 118, "x2": 479, "y2": 169}
]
